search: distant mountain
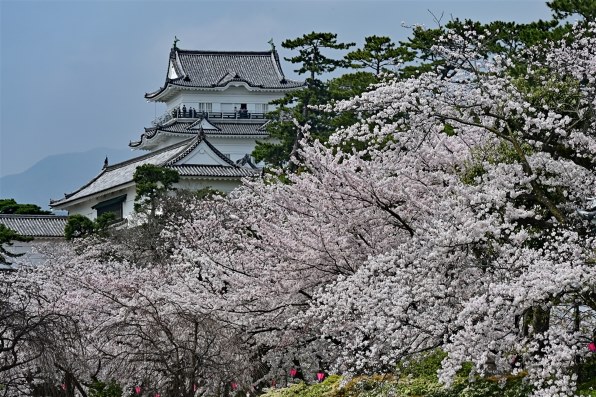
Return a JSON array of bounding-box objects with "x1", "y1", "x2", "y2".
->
[{"x1": 0, "y1": 148, "x2": 137, "y2": 210}]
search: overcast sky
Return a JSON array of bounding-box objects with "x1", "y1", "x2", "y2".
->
[{"x1": 0, "y1": 0, "x2": 553, "y2": 178}]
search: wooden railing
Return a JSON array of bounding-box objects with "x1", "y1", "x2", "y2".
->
[
  {"x1": 152, "y1": 111, "x2": 266, "y2": 126},
  {"x1": 205, "y1": 111, "x2": 266, "y2": 120}
]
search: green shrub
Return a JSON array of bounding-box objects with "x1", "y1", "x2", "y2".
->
[
  {"x1": 578, "y1": 354, "x2": 596, "y2": 393},
  {"x1": 88, "y1": 379, "x2": 122, "y2": 397},
  {"x1": 261, "y1": 371, "x2": 536, "y2": 397},
  {"x1": 262, "y1": 376, "x2": 341, "y2": 397},
  {"x1": 64, "y1": 214, "x2": 95, "y2": 240},
  {"x1": 398, "y1": 350, "x2": 447, "y2": 379},
  {"x1": 338, "y1": 375, "x2": 397, "y2": 397}
]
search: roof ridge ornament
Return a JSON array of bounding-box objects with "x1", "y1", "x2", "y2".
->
[
  {"x1": 268, "y1": 38, "x2": 275, "y2": 51},
  {"x1": 173, "y1": 36, "x2": 180, "y2": 49}
]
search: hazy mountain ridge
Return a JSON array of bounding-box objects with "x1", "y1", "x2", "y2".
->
[{"x1": 0, "y1": 148, "x2": 136, "y2": 210}]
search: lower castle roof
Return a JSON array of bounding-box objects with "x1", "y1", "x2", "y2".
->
[
  {"x1": 0, "y1": 215, "x2": 68, "y2": 237},
  {"x1": 51, "y1": 135, "x2": 259, "y2": 208}
]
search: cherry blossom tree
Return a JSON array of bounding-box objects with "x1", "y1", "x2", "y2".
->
[
  {"x1": 171, "y1": 21, "x2": 596, "y2": 396},
  {"x1": 14, "y1": 225, "x2": 258, "y2": 397},
  {"x1": 3, "y1": 20, "x2": 595, "y2": 397},
  {"x1": 0, "y1": 265, "x2": 85, "y2": 397}
]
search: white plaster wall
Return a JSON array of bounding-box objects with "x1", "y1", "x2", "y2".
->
[
  {"x1": 165, "y1": 86, "x2": 284, "y2": 113},
  {"x1": 9, "y1": 239, "x2": 67, "y2": 266},
  {"x1": 176, "y1": 143, "x2": 231, "y2": 166},
  {"x1": 207, "y1": 137, "x2": 262, "y2": 162},
  {"x1": 64, "y1": 201, "x2": 95, "y2": 219},
  {"x1": 63, "y1": 180, "x2": 245, "y2": 221},
  {"x1": 176, "y1": 178, "x2": 242, "y2": 194},
  {"x1": 152, "y1": 135, "x2": 189, "y2": 149},
  {"x1": 121, "y1": 188, "x2": 137, "y2": 219},
  {"x1": 65, "y1": 186, "x2": 136, "y2": 220}
]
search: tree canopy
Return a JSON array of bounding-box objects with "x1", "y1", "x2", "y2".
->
[
  {"x1": 345, "y1": 35, "x2": 405, "y2": 76},
  {"x1": 0, "y1": 224, "x2": 32, "y2": 264},
  {"x1": 133, "y1": 164, "x2": 180, "y2": 217},
  {"x1": 0, "y1": 198, "x2": 51, "y2": 215},
  {"x1": 253, "y1": 32, "x2": 355, "y2": 168},
  {"x1": 0, "y1": 199, "x2": 44, "y2": 265}
]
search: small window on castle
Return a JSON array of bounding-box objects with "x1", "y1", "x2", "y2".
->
[
  {"x1": 92, "y1": 195, "x2": 126, "y2": 220},
  {"x1": 197, "y1": 103, "x2": 212, "y2": 112},
  {"x1": 255, "y1": 104, "x2": 269, "y2": 113}
]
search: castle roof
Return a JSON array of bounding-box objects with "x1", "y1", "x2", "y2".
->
[
  {"x1": 0, "y1": 215, "x2": 68, "y2": 238},
  {"x1": 145, "y1": 48, "x2": 304, "y2": 100},
  {"x1": 130, "y1": 118, "x2": 269, "y2": 149},
  {"x1": 51, "y1": 134, "x2": 259, "y2": 208}
]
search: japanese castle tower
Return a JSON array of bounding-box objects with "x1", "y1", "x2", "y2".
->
[{"x1": 51, "y1": 41, "x2": 303, "y2": 220}]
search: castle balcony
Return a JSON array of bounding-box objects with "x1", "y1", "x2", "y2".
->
[{"x1": 152, "y1": 108, "x2": 267, "y2": 126}]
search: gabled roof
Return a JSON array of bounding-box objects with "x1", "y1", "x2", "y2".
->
[
  {"x1": 51, "y1": 141, "x2": 191, "y2": 207},
  {"x1": 130, "y1": 118, "x2": 269, "y2": 149},
  {"x1": 51, "y1": 134, "x2": 259, "y2": 208},
  {"x1": 236, "y1": 154, "x2": 259, "y2": 169},
  {"x1": 145, "y1": 48, "x2": 304, "y2": 100},
  {"x1": 0, "y1": 215, "x2": 68, "y2": 237},
  {"x1": 187, "y1": 118, "x2": 221, "y2": 131},
  {"x1": 162, "y1": 132, "x2": 237, "y2": 167}
]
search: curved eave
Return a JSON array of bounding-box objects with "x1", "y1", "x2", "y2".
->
[
  {"x1": 132, "y1": 132, "x2": 268, "y2": 149},
  {"x1": 181, "y1": 175, "x2": 257, "y2": 181},
  {"x1": 130, "y1": 130, "x2": 193, "y2": 150},
  {"x1": 145, "y1": 83, "x2": 175, "y2": 102},
  {"x1": 145, "y1": 80, "x2": 304, "y2": 102},
  {"x1": 207, "y1": 133, "x2": 269, "y2": 139},
  {"x1": 131, "y1": 122, "x2": 270, "y2": 150},
  {"x1": 50, "y1": 182, "x2": 134, "y2": 209},
  {"x1": 176, "y1": 173, "x2": 261, "y2": 182}
]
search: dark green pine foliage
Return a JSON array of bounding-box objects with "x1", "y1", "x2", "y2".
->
[
  {"x1": 327, "y1": 71, "x2": 380, "y2": 154},
  {"x1": 283, "y1": 32, "x2": 355, "y2": 83},
  {"x1": 0, "y1": 224, "x2": 32, "y2": 264},
  {"x1": 0, "y1": 198, "x2": 51, "y2": 215},
  {"x1": 133, "y1": 164, "x2": 180, "y2": 218},
  {"x1": 399, "y1": 18, "x2": 572, "y2": 79},
  {"x1": 64, "y1": 214, "x2": 95, "y2": 241},
  {"x1": 331, "y1": 37, "x2": 406, "y2": 134},
  {"x1": 0, "y1": 198, "x2": 48, "y2": 264},
  {"x1": 345, "y1": 35, "x2": 408, "y2": 76},
  {"x1": 253, "y1": 32, "x2": 354, "y2": 169},
  {"x1": 547, "y1": 0, "x2": 596, "y2": 19},
  {"x1": 328, "y1": 71, "x2": 379, "y2": 102}
]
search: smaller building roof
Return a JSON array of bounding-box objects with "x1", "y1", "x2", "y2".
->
[
  {"x1": 145, "y1": 48, "x2": 304, "y2": 100},
  {"x1": 0, "y1": 215, "x2": 68, "y2": 237},
  {"x1": 51, "y1": 141, "x2": 191, "y2": 207},
  {"x1": 51, "y1": 133, "x2": 260, "y2": 208}
]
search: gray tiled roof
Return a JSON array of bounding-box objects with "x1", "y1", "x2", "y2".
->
[
  {"x1": 146, "y1": 49, "x2": 304, "y2": 99},
  {"x1": 156, "y1": 120, "x2": 268, "y2": 135},
  {"x1": 52, "y1": 135, "x2": 258, "y2": 207},
  {"x1": 170, "y1": 165, "x2": 259, "y2": 177},
  {"x1": 236, "y1": 154, "x2": 258, "y2": 169},
  {"x1": 0, "y1": 215, "x2": 68, "y2": 237},
  {"x1": 51, "y1": 140, "x2": 194, "y2": 206},
  {"x1": 130, "y1": 119, "x2": 269, "y2": 148},
  {"x1": 162, "y1": 134, "x2": 237, "y2": 167},
  {"x1": 212, "y1": 120, "x2": 269, "y2": 136}
]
